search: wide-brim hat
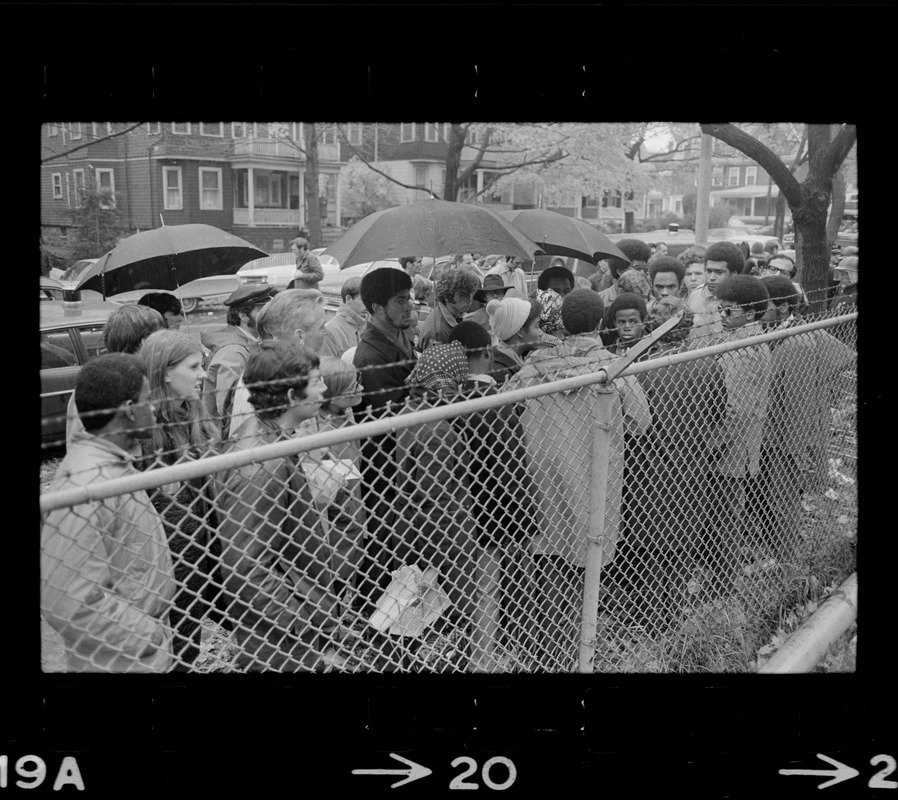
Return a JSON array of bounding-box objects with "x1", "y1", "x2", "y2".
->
[{"x1": 474, "y1": 274, "x2": 513, "y2": 303}]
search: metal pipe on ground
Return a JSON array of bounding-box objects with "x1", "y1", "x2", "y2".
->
[{"x1": 758, "y1": 573, "x2": 857, "y2": 674}]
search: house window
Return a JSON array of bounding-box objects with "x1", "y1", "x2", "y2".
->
[
  {"x1": 91, "y1": 123, "x2": 99, "y2": 138},
  {"x1": 48, "y1": 123, "x2": 58, "y2": 137},
  {"x1": 414, "y1": 166, "x2": 427, "y2": 187},
  {"x1": 443, "y1": 123, "x2": 452, "y2": 142},
  {"x1": 400, "y1": 123, "x2": 416, "y2": 143},
  {"x1": 320, "y1": 125, "x2": 338, "y2": 145},
  {"x1": 172, "y1": 122, "x2": 191, "y2": 135},
  {"x1": 163, "y1": 167, "x2": 183, "y2": 210},
  {"x1": 96, "y1": 168, "x2": 116, "y2": 208},
  {"x1": 232, "y1": 122, "x2": 246, "y2": 138},
  {"x1": 200, "y1": 122, "x2": 224, "y2": 137},
  {"x1": 254, "y1": 171, "x2": 286, "y2": 207},
  {"x1": 51, "y1": 173, "x2": 63, "y2": 199},
  {"x1": 73, "y1": 169, "x2": 85, "y2": 206},
  {"x1": 199, "y1": 168, "x2": 223, "y2": 210},
  {"x1": 107, "y1": 122, "x2": 114, "y2": 135},
  {"x1": 745, "y1": 166, "x2": 757, "y2": 186},
  {"x1": 674, "y1": 197, "x2": 683, "y2": 215},
  {"x1": 146, "y1": 122, "x2": 161, "y2": 135},
  {"x1": 424, "y1": 123, "x2": 439, "y2": 143},
  {"x1": 346, "y1": 123, "x2": 363, "y2": 146},
  {"x1": 68, "y1": 123, "x2": 82, "y2": 140},
  {"x1": 712, "y1": 165, "x2": 724, "y2": 187},
  {"x1": 728, "y1": 166, "x2": 740, "y2": 187},
  {"x1": 648, "y1": 199, "x2": 663, "y2": 217}
]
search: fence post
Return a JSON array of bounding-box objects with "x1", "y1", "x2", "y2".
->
[{"x1": 579, "y1": 388, "x2": 614, "y2": 673}]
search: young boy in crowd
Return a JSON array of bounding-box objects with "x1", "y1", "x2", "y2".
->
[{"x1": 604, "y1": 292, "x2": 649, "y2": 354}]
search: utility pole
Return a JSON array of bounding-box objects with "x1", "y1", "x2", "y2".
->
[{"x1": 694, "y1": 133, "x2": 713, "y2": 248}]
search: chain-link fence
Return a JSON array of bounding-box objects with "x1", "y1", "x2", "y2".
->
[{"x1": 40, "y1": 307, "x2": 857, "y2": 673}]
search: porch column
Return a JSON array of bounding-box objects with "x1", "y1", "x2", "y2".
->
[
  {"x1": 334, "y1": 170, "x2": 341, "y2": 228},
  {"x1": 477, "y1": 169, "x2": 483, "y2": 197},
  {"x1": 298, "y1": 166, "x2": 305, "y2": 227},
  {"x1": 248, "y1": 167, "x2": 255, "y2": 227},
  {"x1": 750, "y1": 196, "x2": 756, "y2": 218}
]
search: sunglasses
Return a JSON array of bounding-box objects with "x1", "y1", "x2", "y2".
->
[{"x1": 720, "y1": 305, "x2": 747, "y2": 317}]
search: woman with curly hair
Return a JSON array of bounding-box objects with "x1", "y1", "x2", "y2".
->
[
  {"x1": 416, "y1": 268, "x2": 482, "y2": 352},
  {"x1": 137, "y1": 329, "x2": 228, "y2": 670}
]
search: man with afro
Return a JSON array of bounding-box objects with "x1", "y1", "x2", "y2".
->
[{"x1": 702, "y1": 274, "x2": 773, "y2": 596}]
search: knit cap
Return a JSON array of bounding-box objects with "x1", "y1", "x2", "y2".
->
[
  {"x1": 486, "y1": 297, "x2": 532, "y2": 342},
  {"x1": 561, "y1": 289, "x2": 605, "y2": 335}
]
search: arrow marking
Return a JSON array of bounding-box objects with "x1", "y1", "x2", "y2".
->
[
  {"x1": 353, "y1": 752, "x2": 433, "y2": 789},
  {"x1": 779, "y1": 753, "x2": 860, "y2": 789}
]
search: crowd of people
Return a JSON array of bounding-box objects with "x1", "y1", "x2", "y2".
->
[{"x1": 41, "y1": 238, "x2": 858, "y2": 673}]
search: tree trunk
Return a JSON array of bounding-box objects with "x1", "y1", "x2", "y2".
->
[
  {"x1": 793, "y1": 186, "x2": 831, "y2": 313},
  {"x1": 773, "y1": 192, "x2": 786, "y2": 240},
  {"x1": 443, "y1": 124, "x2": 464, "y2": 201},
  {"x1": 304, "y1": 122, "x2": 323, "y2": 248},
  {"x1": 827, "y1": 166, "x2": 846, "y2": 247}
]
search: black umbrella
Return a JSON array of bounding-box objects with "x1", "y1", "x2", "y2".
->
[
  {"x1": 323, "y1": 199, "x2": 544, "y2": 269},
  {"x1": 74, "y1": 224, "x2": 268, "y2": 297},
  {"x1": 500, "y1": 208, "x2": 628, "y2": 265}
]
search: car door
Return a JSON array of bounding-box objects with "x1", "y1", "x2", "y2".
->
[{"x1": 40, "y1": 325, "x2": 84, "y2": 446}]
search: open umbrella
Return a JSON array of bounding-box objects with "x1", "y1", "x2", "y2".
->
[
  {"x1": 499, "y1": 208, "x2": 628, "y2": 265},
  {"x1": 323, "y1": 199, "x2": 544, "y2": 270},
  {"x1": 74, "y1": 224, "x2": 268, "y2": 297}
]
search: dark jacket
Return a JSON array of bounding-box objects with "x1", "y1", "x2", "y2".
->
[
  {"x1": 137, "y1": 441, "x2": 226, "y2": 667},
  {"x1": 453, "y1": 381, "x2": 540, "y2": 548},
  {"x1": 353, "y1": 322, "x2": 417, "y2": 416},
  {"x1": 215, "y1": 415, "x2": 339, "y2": 671}
]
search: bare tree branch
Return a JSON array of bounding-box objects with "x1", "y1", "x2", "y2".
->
[
  {"x1": 41, "y1": 122, "x2": 147, "y2": 163},
  {"x1": 699, "y1": 122, "x2": 804, "y2": 208},
  {"x1": 820, "y1": 124, "x2": 857, "y2": 181},
  {"x1": 335, "y1": 124, "x2": 440, "y2": 198}
]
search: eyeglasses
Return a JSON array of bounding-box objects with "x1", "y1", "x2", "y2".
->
[
  {"x1": 766, "y1": 266, "x2": 794, "y2": 276},
  {"x1": 720, "y1": 305, "x2": 747, "y2": 317}
]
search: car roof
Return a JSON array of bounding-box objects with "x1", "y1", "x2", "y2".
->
[{"x1": 40, "y1": 299, "x2": 115, "y2": 330}]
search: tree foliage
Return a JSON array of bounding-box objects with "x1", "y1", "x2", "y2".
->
[
  {"x1": 69, "y1": 179, "x2": 126, "y2": 262},
  {"x1": 339, "y1": 156, "x2": 400, "y2": 222}
]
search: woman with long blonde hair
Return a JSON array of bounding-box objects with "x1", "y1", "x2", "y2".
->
[{"x1": 137, "y1": 329, "x2": 228, "y2": 671}]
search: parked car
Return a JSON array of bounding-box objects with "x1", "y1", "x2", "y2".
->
[
  {"x1": 40, "y1": 299, "x2": 116, "y2": 447},
  {"x1": 49, "y1": 258, "x2": 99, "y2": 287},
  {"x1": 238, "y1": 252, "x2": 341, "y2": 288},
  {"x1": 106, "y1": 275, "x2": 242, "y2": 312},
  {"x1": 311, "y1": 248, "x2": 340, "y2": 271}
]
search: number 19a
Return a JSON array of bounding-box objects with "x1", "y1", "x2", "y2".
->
[{"x1": 0, "y1": 756, "x2": 85, "y2": 790}]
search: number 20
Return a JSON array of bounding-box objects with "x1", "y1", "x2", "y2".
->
[
  {"x1": 869, "y1": 755, "x2": 898, "y2": 789},
  {"x1": 450, "y1": 756, "x2": 517, "y2": 790}
]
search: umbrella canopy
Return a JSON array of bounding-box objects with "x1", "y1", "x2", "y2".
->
[
  {"x1": 500, "y1": 208, "x2": 628, "y2": 265},
  {"x1": 323, "y1": 199, "x2": 544, "y2": 270},
  {"x1": 74, "y1": 224, "x2": 268, "y2": 296}
]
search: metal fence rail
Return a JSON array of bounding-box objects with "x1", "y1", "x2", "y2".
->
[{"x1": 40, "y1": 312, "x2": 858, "y2": 673}]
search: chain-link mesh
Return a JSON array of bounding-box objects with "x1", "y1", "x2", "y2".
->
[{"x1": 40, "y1": 308, "x2": 858, "y2": 673}]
